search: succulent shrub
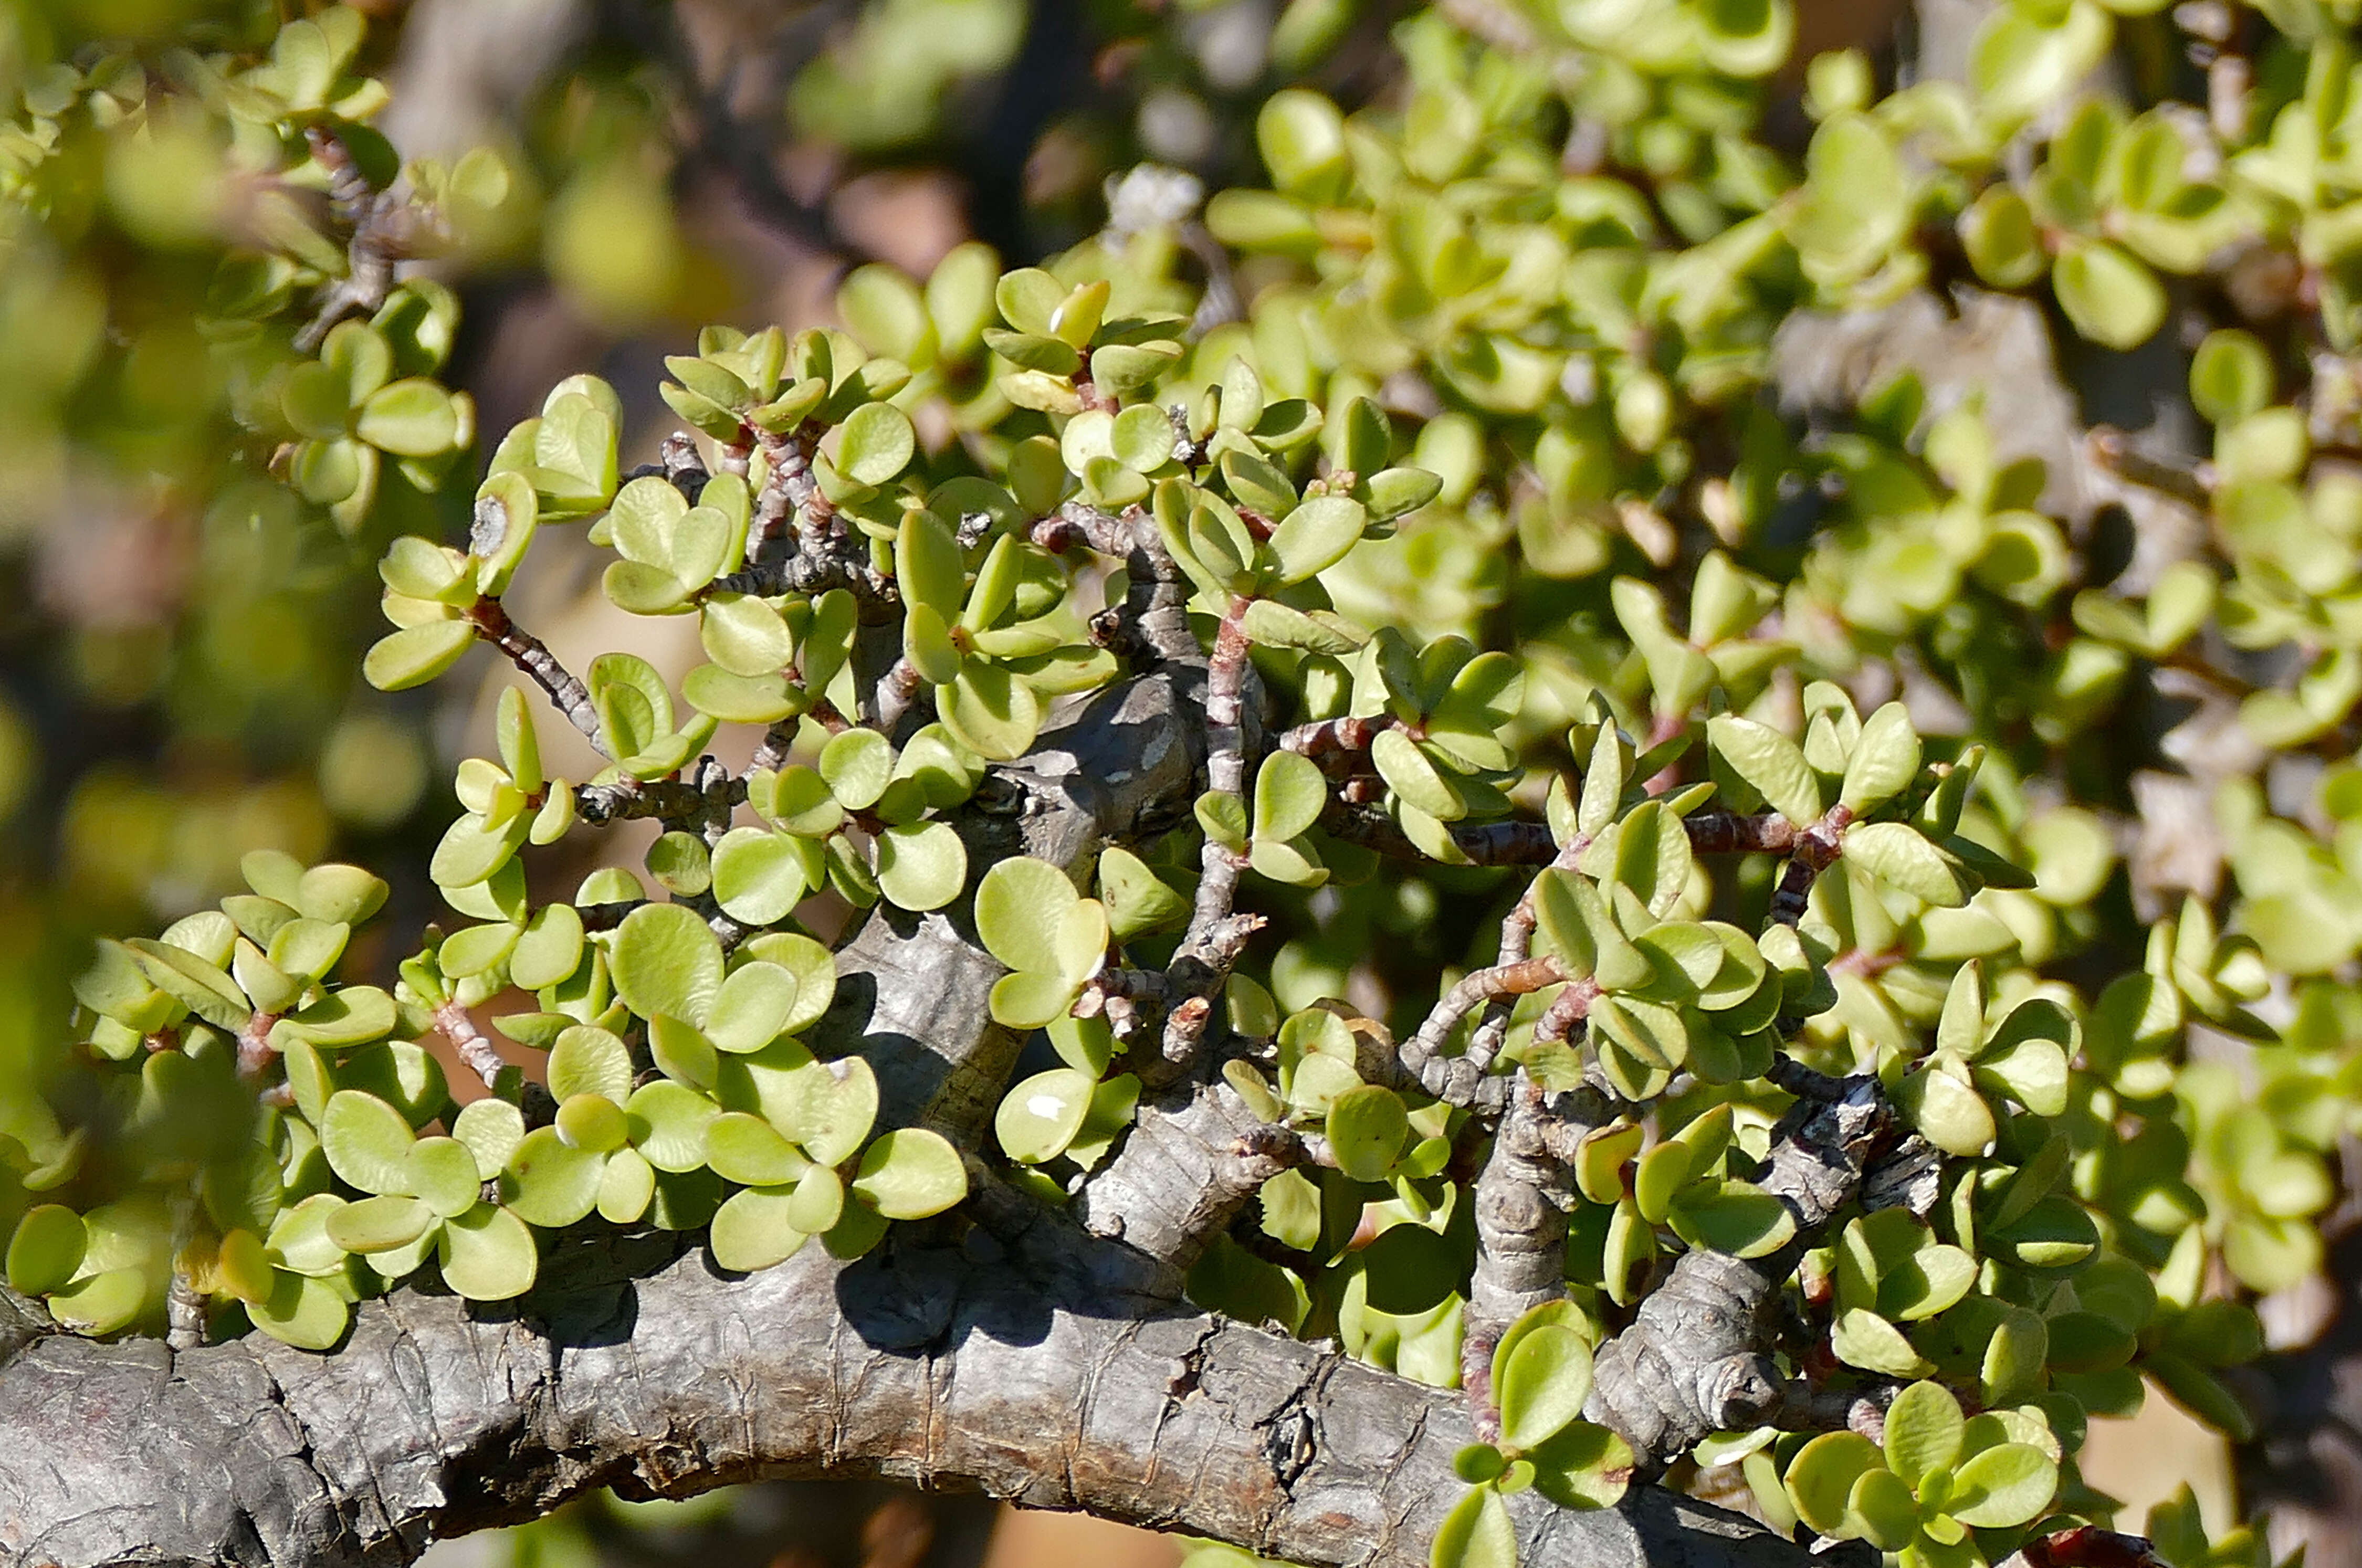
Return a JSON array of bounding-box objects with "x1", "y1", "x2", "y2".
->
[{"x1": 8, "y1": 4, "x2": 2362, "y2": 1568}]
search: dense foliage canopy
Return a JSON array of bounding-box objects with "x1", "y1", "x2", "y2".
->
[{"x1": 5, "y1": 1, "x2": 2362, "y2": 1567}]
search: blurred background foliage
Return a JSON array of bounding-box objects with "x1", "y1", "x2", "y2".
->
[{"x1": 9, "y1": 0, "x2": 2362, "y2": 1564}]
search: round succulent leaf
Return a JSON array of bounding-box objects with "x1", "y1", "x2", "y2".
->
[
  {"x1": 435, "y1": 1203, "x2": 538, "y2": 1301},
  {"x1": 2053, "y1": 240, "x2": 2166, "y2": 351},
  {"x1": 1840, "y1": 702, "x2": 1922, "y2": 813},
  {"x1": 873, "y1": 821, "x2": 967, "y2": 913},
  {"x1": 6, "y1": 1205, "x2": 87, "y2": 1295},
  {"x1": 320, "y1": 1089, "x2": 416, "y2": 1195},
  {"x1": 991, "y1": 970, "x2": 1079, "y2": 1030},
  {"x1": 996, "y1": 1067, "x2": 1096, "y2": 1164},
  {"x1": 1706, "y1": 715, "x2": 1822, "y2": 824},
  {"x1": 626, "y1": 1080, "x2": 722, "y2": 1173},
  {"x1": 609, "y1": 901, "x2": 726, "y2": 1026},
  {"x1": 838, "y1": 402, "x2": 916, "y2": 488},
  {"x1": 1832, "y1": 1308, "x2": 1937, "y2": 1378},
  {"x1": 1253, "y1": 750, "x2": 1329, "y2": 844},
  {"x1": 1947, "y1": 1442, "x2": 2058, "y2": 1529},
  {"x1": 1262, "y1": 494, "x2": 1367, "y2": 587},
  {"x1": 711, "y1": 827, "x2": 816, "y2": 928},
  {"x1": 1844, "y1": 1465, "x2": 1918, "y2": 1551},
  {"x1": 503, "y1": 1126, "x2": 604, "y2": 1227},
  {"x1": 1371, "y1": 728, "x2": 1464, "y2": 822},
  {"x1": 706, "y1": 1111, "x2": 811, "y2": 1187},
  {"x1": 555, "y1": 1092, "x2": 629, "y2": 1154},
  {"x1": 248, "y1": 1270, "x2": 351, "y2": 1351},
  {"x1": 1429, "y1": 1482, "x2": 1517, "y2": 1568},
  {"x1": 702, "y1": 594, "x2": 795, "y2": 677},
  {"x1": 597, "y1": 1148, "x2": 657, "y2": 1224},
  {"x1": 852, "y1": 1128, "x2": 969, "y2": 1220},
  {"x1": 974, "y1": 857, "x2": 1080, "y2": 974},
  {"x1": 737, "y1": 932, "x2": 837, "y2": 1035},
  {"x1": 769, "y1": 1055, "x2": 878, "y2": 1167},
  {"x1": 326, "y1": 1193, "x2": 437, "y2": 1255},
  {"x1": 1898, "y1": 1065, "x2": 1995, "y2": 1156},
  {"x1": 1324, "y1": 1084, "x2": 1410, "y2": 1182},
  {"x1": 903, "y1": 602, "x2": 964, "y2": 686},
  {"x1": 510, "y1": 903, "x2": 586, "y2": 993},
  {"x1": 451, "y1": 1098, "x2": 527, "y2": 1177},
  {"x1": 939, "y1": 662, "x2": 1043, "y2": 762},
  {"x1": 647, "y1": 1013, "x2": 720, "y2": 1089},
  {"x1": 1981, "y1": 1306, "x2": 2049, "y2": 1405},
  {"x1": 709, "y1": 1180, "x2": 819, "y2": 1275},
  {"x1": 1096, "y1": 846, "x2": 1189, "y2": 941},
  {"x1": 1783, "y1": 1431, "x2": 1885, "y2": 1537},
  {"x1": 1667, "y1": 1181, "x2": 1796, "y2": 1259},
  {"x1": 405, "y1": 1136, "x2": 483, "y2": 1219},
  {"x1": 1496, "y1": 1322, "x2": 1594, "y2": 1453},
  {"x1": 820, "y1": 729, "x2": 896, "y2": 816},
  {"x1": 548, "y1": 1025, "x2": 634, "y2": 1104},
  {"x1": 1883, "y1": 1381, "x2": 1966, "y2": 1486}
]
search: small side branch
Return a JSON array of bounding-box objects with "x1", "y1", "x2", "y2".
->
[
  {"x1": 1033, "y1": 501, "x2": 1200, "y2": 668},
  {"x1": 575, "y1": 773, "x2": 749, "y2": 827},
  {"x1": 1768, "y1": 807, "x2": 1850, "y2": 927},
  {"x1": 291, "y1": 127, "x2": 408, "y2": 353},
  {"x1": 1462, "y1": 1077, "x2": 1600, "y2": 1430},
  {"x1": 1399, "y1": 955, "x2": 1570, "y2": 1109},
  {"x1": 468, "y1": 598, "x2": 608, "y2": 756},
  {"x1": 1159, "y1": 594, "x2": 1256, "y2": 1077}
]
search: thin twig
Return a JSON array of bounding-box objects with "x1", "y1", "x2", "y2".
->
[
  {"x1": 1159, "y1": 595, "x2": 1256, "y2": 1075},
  {"x1": 468, "y1": 599, "x2": 608, "y2": 755}
]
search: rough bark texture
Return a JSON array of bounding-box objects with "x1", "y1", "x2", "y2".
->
[{"x1": 0, "y1": 1238, "x2": 1817, "y2": 1568}]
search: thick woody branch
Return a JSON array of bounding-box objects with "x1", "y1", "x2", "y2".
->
[
  {"x1": 1072, "y1": 1079, "x2": 1297, "y2": 1292},
  {"x1": 1461, "y1": 1077, "x2": 1600, "y2": 1427},
  {"x1": 467, "y1": 598, "x2": 609, "y2": 756},
  {"x1": 1585, "y1": 1075, "x2": 1891, "y2": 1471},
  {"x1": 0, "y1": 1237, "x2": 1823, "y2": 1568}
]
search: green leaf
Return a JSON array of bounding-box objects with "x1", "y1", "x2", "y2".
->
[
  {"x1": 710, "y1": 1185, "x2": 812, "y2": 1272},
  {"x1": 2053, "y1": 240, "x2": 2166, "y2": 351},
  {"x1": 1708, "y1": 716, "x2": 1821, "y2": 823},
  {"x1": 1846, "y1": 1466, "x2": 1918, "y2": 1551},
  {"x1": 1832, "y1": 1308, "x2": 1936, "y2": 1377},
  {"x1": 1668, "y1": 1181, "x2": 1796, "y2": 1259},
  {"x1": 940, "y1": 662, "x2": 1043, "y2": 761},
  {"x1": 1496, "y1": 1323, "x2": 1594, "y2": 1453},
  {"x1": 364, "y1": 620, "x2": 476, "y2": 692},
  {"x1": 1844, "y1": 822, "x2": 1972, "y2": 907},
  {"x1": 1783, "y1": 1431, "x2": 1884, "y2": 1536},
  {"x1": 436, "y1": 1204, "x2": 539, "y2": 1301},
  {"x1": 1326, "y1": 1085, "x2": 1409, "y2": 1182},
  {"x1": 1429, "y1": 1483, "x2": 1517, "y2": 1568},
  {"x1": 505, "y1": 1126, "x2": 604, "y2": 1227},
  {"x1": 326, "y1": 1193, "x2": 437, "y2": 1254},
  {"x1": 1982, "y1": 1306, "x2": 2049, "y2": 1405},
  {"x1": 1948, "y1": 1442, "x2": 2058, "y2": 1528},
  {"x1": 356, "y1": 378, "x2": 461, "y2": 456},
  {"x1": 992, "y1": 971, "x2": 1080, "y2": 1029},
  {"x1": 1840, "y1": 703, "x2": 1920, "y2": 813},
  {"x1": 1263, "y1": 495, "x2": 1367, "y2": 586},
  {"x1": 852, "y1": 1128, "x2": 969, "y2": 1219},
  {"x1": 705, "y1": 1111, "x2": 811, "y2": 1187},
  {"x1": 247, "y1": 1270, "x2": 351, "y2": 1351},
  {"x1": 995, "y1": 1067, "x2": 1096, "y2": 1164},
  {"x1": 627, "y1": 1080, "x2": 723, "y2": 1173},
  {"x1": 548, "y1": 1024, "x2": 634, "y2": 1103},
  {"x1": 974, "y1": 857, "x2": 1080, "y2": 974},
  {"x1": 874, "y1": 822, "x2": 967, "y2": 912},
  {"x1": 406, "y1": 1136, "x2": 484, "y2": 1220},
  {"x1": 1372, "y1": 728, "x2": 1464, "y2": 822},
  {"x1": 711, "y1": 827, "x2": 816, "y2": 927},
  {"x1": 1254, "y1": 751, "x2": 1329, "y2": 844},
  {"x1": 319, "y1": 1090, "x2": 416, "y2": 1195},
  {"x1": 838, "y1": 402, "x2": 915, "y2": 487},
  {"x1": 610, "y1": 902, "x2": 726, "y2": 1026},
  {"x1": 6, "y1": 1204, "x2": 87, "y2": 1295},
  {"x1": 1883, "y1": 1381, "x2": 1965, "y2": 1486}
]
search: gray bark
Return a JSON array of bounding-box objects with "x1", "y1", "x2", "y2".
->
[{"x1": 0, "y1": 1239, "x2": 1815, "y2": 1568}]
